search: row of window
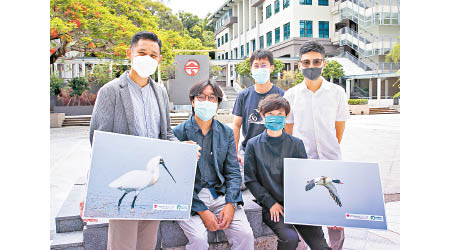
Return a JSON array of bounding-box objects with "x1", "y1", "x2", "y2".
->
[
  {"x1": 217, "y1": 33, "x2": 229, "y2": 48},
  {"x1": 266, "y1": 0, "x2": 328, "y2": 19},
  {"x1": 216, "y1": 20, "x2": 329, "y2": 59}
]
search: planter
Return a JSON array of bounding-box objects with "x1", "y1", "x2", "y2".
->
[
  {"x1": 53, "y1": 105, "x2": 94, "y2": 116},
  {"x1": 349, "y1": 104, "x2": 369, "y2": 115},
  {"x1": 50, "y1": 113, "x2": 65, "y2": 128}
]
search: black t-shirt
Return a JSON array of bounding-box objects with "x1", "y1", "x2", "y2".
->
[{"x1": 232, "y1": 84, "x2": 285, "y2": 151}]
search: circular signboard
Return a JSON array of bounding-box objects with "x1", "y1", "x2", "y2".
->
[{"x1": 184, "y1": 60, "x2": 200, "y2": 76}]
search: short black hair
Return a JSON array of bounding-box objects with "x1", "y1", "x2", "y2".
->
[
  {"x1": 299, "y1": 41, "x2": 325, "y2": 60},
  {"x1": 189, "y1": 79, "x2": 224, "y2": 114},
  {"x1": 250, "y1": 49, "x2": 274, "y2": 66},
  {"x1": 130, "y1": 31, "x2": 162, "y2": 54},
  {"x1": 258, "y1": 94, "x2": 290, "y2": 116}
]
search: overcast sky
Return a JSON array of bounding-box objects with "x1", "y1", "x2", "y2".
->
[{"x1": 165, "y1": 0, "x2": 224, "y2": 19}]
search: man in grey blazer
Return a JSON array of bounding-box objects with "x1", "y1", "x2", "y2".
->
[{"x1": 90, "y1": 31, "x2": 177, "y2": 250}]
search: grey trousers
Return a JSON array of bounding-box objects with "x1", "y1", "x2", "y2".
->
[
  {"x1": 107, "y1": 219, "x2": 160, "y2": 250},
  {"x1": 178, "y1": 188, "x2": 254, "y2": 250}
]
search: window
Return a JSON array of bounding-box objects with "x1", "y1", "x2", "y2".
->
[
  {"x1": 283, "y1": 22, "x2": 290, "y2": 40},
  {"x1": 318, "y1": 0, "x2": 328, "y2": 6},
  {"x1": 299, "y1": 0, "x2": 312, "y2": 5},
  {"x1": 221, "y1": 36, "x2": 224, "y2": 45},
  {"x1": 234, "y1": 48, "x2": 238, "y2": 59},
  {"x1": 225, "y1": 52, "x2": 229, "y2": 59},
  {"x1": 266, "y1": 4, "x2": 272, "y2": 19},
  {"x1": 283, "y1": 0, "x2": 290, "y2": 9},
  {"x1": 225, "y1": 33, "x2": 228, "y2": 43},
  {"x1": 259, "y1": 36, "x2": 264, "y2": 49},
  {"x1": 251, "y1": 39, "x2": 256, "y2": 52},
  {"x1": 266, "y1": 31, "x2": 273, "y2": 47},
  {"x1": 275, "y1": 27, "x2": 280, "y2": 44},
  {"x1": 275, "y1": 1, "x2": 280, "y2": 14},
  {"x1": 246, "y1": 42, "x2": 249, "y2": 56},
  {"x1": 319, "y1": 21, "x2": 329, "y2": 38},
  {"x1": 241, "y1": 45, "x2": 244, "y2": 58},
  {"x1": 300, "y1": 20, "x2": 312, "y2": 37}
]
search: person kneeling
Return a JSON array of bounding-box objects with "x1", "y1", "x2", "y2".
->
[
  {"x1": 244, "y1": 94, "x2": 331, "y2": 250},
  {"x1": 173, "y1": 80, "x2": 254, "y2": 250}
]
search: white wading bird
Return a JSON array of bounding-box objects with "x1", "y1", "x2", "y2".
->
[
  {"x1": 109, "y1": 156, "x2": 176, "y2": 210},
  {"x1": 305, "y1": 176, "x2": 344, "y2": 207}
]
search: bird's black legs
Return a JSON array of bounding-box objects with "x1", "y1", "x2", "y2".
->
[
  {"x1": 131, "y1": 195, "x2": 138, "y2": 210},
  {"x1": 118, "y1": 192, "x2": 128, "y2": 207}
]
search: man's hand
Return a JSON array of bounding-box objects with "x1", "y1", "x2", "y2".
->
[
  {"x1": 183, "y1": 140, "x2": 201, "y2": 161},
  {"x1": 218, "y1": 203, "x2": 235, "y2": 230},
  {"x1": 198, "y1": 210, "x2": 220, "y2": 232},
  {"x1": 328, "y1": 226, "x2": 344, "y2": 230},
  {"x1": 270, "y1": 202, "x2": 284, "y2": 222}
]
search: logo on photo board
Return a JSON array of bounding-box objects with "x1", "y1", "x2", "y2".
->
[{"x1": 184, "y1": 60, "x2": 200, "y2": 76}]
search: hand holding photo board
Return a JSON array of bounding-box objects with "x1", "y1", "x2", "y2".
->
[
  {"x1": 82, "y1": 131, "x2": 198, "y2": 220},
  {"x1": 284, "y1": 158, "x2": 387, "y2": 230}
]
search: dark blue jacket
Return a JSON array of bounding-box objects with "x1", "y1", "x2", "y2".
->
[{"x1": 173, "y1": 116, "x2": 243, "y2": 215}]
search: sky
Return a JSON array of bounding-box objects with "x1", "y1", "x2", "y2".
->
[{"x1": 165, "y1": 0, "x2": 225, "y2": 18}]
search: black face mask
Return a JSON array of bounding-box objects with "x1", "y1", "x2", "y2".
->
[{"x1": 302, "y1": 67, "x2": 323, "y2": 80}]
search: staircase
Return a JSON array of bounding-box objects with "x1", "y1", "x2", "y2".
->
[
  {"x1": 169, "y1": 113, "x2": 191, "y2": 127},
  {"x1": 219, "y1": 86, "x2": 239, "y2": 110},
  {"x1": 369, "y1": 107, "x2": 400, "y2": 114},
  {"x1": 63, "y1": 115, "x2": 91, "y2": 127}
]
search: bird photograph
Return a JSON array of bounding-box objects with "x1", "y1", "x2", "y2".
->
[
  {"x1": 305, "y1": 176, "x2": 344, "y2": 207},
  {"x1": 109, "y1": 156, "x2": 176, "y2": 211}
]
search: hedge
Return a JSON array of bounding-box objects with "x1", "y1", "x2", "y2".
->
[{"x1": 348, "y1": 99, "x2": 368, "y2": 105}]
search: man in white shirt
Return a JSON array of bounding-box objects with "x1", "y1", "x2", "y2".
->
[{"x1": 284, "y1": 41, "x2": 350, "y2": 250}]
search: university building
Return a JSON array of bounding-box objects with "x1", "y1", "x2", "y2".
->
[{"x1": 208, "y1": 0, "x2": 400, "y2": 106}]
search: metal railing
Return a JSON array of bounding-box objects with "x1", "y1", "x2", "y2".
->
[{"x1": 337, "y1": 51, "x2": 372, "y2": 71}]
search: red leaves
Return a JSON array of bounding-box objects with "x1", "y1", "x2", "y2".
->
[
  {"x1": 88, "y1": 42, "x2": 96, "y2": 49},
  {"x1": 70, "y1": 19, "x2": 81, "y2": 28},
  {"x1": 50, "y1": 48, "x2": 57, "y2": 55},
  {"x1": 51, "y1": 28, "x2": 58, "y2": 38},
  {"x1": 95, "y1": 11, "x2": 101, "y2": 18}
]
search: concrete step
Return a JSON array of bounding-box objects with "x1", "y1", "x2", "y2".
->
[
  {"x1": 55, "y1": 184, "x2": 85, "y2": 233},
  {"x1": 50, "y1": 231, "x2": 84, "y2": 250}
]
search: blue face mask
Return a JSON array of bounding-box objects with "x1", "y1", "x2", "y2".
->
[
  {"x1": 194, "y1": 100, "x2": 217, "y2": 121},
  {"x1": 264, "y1": 115, "x2": 286, "y2": 131},
  {"x1": 251, "y1": 68, "x2": 270, "y2": 84}
]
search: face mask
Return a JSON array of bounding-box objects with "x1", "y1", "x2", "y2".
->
[
  {"x1": 251, "y1": 68, "x2": 270, "y2": 84},
  {"x1": 132, "y1": 55, "x2": 158, "y2": 78},
  {"x1": 264, "y1": 115, "x2": 286, "y2": 131},
  {"x1": 302, "y1": 67, "x2": 323, "y2": 81},
  {"x1": 194, "y1": 100, "x2": 218, "y2": 121}
]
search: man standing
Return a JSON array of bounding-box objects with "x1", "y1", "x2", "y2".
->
[
  {"x1": 173, "y1": 80, "x2": 254, "y2": 250},
  {"x1": 90, "y1": 31, "x2": 177, "y2": 250},
  {"x1": 284, "y1": 41, "x2": 350, "y2": 250},
  {"x1": 232, "y1": 50, "x2": 285, "y2": 189}
]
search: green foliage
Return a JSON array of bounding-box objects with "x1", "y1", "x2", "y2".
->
[
  {"x1": 235, "y1": 58, "x2": 285, "y2": 77},
  {"x1": 143, "y1": 0, "x2": 183, "y2": 31},
  {"x1": 323, "y1": 60, "x2": 344, "y2": 81},
  {"x1": 386, "y1": 43, "x2": 400, "y2": 64},
  {"x1": 87, "y1": 64, "x2": 114, "y2": 87},
  {"x1": 295, "y1": 70, "x2": 304, "y2": 84},
  {"x1": 68, "y1": 77, "x2": 90, "y2": 97},
  {"x1": 348, "y1": 99, "x2": 368, "y2": 105},
  {"x1": 210, "y1": 64, "x2": 222, "y2": 78},
  {"x1": 50, "y1": 74, "x2": 64, "y2": 96}
]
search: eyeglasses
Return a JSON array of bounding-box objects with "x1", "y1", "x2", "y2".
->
[
  {"x1": 196, "y1": 94, "x2": 218, "y2": 103},
  {"x1": 300, "y1": 59, "x2": 324, "y2": 67},
  {"x1": 252, "y1": 64, "x2": 269, "y2": 69}
]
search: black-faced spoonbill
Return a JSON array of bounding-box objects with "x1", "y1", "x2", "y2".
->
[
  {"x1": 305, "y1": 176, "x2": 344, "y2": 207},
  {"x1": 109, "y1": 156, "x2": 176, "y2": 210}
]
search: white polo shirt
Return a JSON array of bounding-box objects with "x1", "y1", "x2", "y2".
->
[{"x1": 285, "y1": 77, "x2": 350, "y2": 160}]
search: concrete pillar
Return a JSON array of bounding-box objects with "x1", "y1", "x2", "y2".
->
[
  {"x1": 385, "y1": 79, "x2": 389, "y2": 98},
  {"x1": 256, "y1": 6, "x2": 260, "y2": 47},
  {"x1": 350, "y1": 79, "x2": 354, "y2": 93},
  {"x1": 369, "y1": 79, "x2": 373, "y2": 99},
  {"x1": 346, "y1": 79, "x2": 351, "y2": 99},
  {"x1": 227, "y1": 62, "x2": 231, "y2": 87},
  {"x1": 238, "y1": 0, "x2": 242, "y2": 57},
  {"x1": 81, "y1": 62, "x2": 86, "y2": 77},
  {"x1": 377, "y1": 78, "x2": 381, "y2": 105}
]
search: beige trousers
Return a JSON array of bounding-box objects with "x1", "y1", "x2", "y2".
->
[{"x1": 107, "y1": 219, "x2": 160, "y2": 250}]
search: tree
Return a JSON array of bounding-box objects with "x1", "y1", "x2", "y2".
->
[
  {"x1": 142, "y1": 0, "x2": 183, "y2": 31},
  {"x1": 235, "y1": 58, "x2": 285, "y2": 77},
  {"x1": 386, "y1": 42, "x2": 400, "y2": 98},
  {"x1": 67, "y1": 77, "x2": 90, "y2": 106},
  {"x1": 322, "y1": 60, "x2": 344, "y2": 83}
]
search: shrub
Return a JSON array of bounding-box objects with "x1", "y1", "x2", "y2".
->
[
  {"x1": 50, "y1": 74, "x2": 64, "y2": 96},
  {"x1": 235, "y1": 58, "x2": 285, "y2": 77},
  {"x1": 348, "y1": 99, "x2": 368, "y2": 105}
]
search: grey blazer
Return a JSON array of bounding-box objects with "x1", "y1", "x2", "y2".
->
[{"x1": 89, "y1": 71, "x2": 178, "y2": 145}]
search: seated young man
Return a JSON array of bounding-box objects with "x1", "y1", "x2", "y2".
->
[
  {"x1": 173, "y1": 80, "x2": 254, "y2": 250},
  {"x1": 244, "y1": 94, "x2": 331, "y2": 250}
]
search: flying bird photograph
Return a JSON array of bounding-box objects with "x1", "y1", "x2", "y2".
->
[
  {"x1": 305, "y1": 176, "x2": 344, "y2": 207},
  {"x1": 284, "y1": 158, "x2": 387, "y2": 230},
  {"x1": 82, "y1": 131, "x2": 198, "y2": 220}
]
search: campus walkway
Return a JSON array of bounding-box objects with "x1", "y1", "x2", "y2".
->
[{"x1": 50, "y1": 114, "x2": 400, "y2": 249}]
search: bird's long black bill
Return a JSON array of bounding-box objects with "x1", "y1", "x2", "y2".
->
[{"x1": 161, "y1": 161, "x2": 176, "y2": 183}]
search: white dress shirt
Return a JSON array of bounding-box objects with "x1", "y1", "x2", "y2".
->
[{"x1": 285, "y1": 77, "x2": 350, "y2": 160}]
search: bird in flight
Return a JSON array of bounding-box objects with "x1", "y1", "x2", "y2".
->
[
  {"x1": 109, "y1": 156, "x2": 176, "y2": 210},
  {"x1": 305, "y1": 176, "x2": 344, "y2": 207}
]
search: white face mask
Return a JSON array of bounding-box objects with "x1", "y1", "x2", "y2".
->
[{"x1": 132, "y1": 55, "x2": 158, "y2": 78}]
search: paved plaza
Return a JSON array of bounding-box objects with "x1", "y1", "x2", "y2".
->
[{"x1": 50, "y1": 114, "x2": 400, "y2": 249}]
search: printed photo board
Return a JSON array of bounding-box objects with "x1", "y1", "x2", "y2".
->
[
  {"x1": 284, "y1": 158, "x2": 387, "y2": 230},
  {"x1": 83, "y1": 131, "x2": 198, "y2": 220}
]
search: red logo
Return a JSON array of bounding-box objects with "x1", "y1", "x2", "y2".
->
[{"x1": 184, "y1": 60, "x2": 200, "y2": 76}]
